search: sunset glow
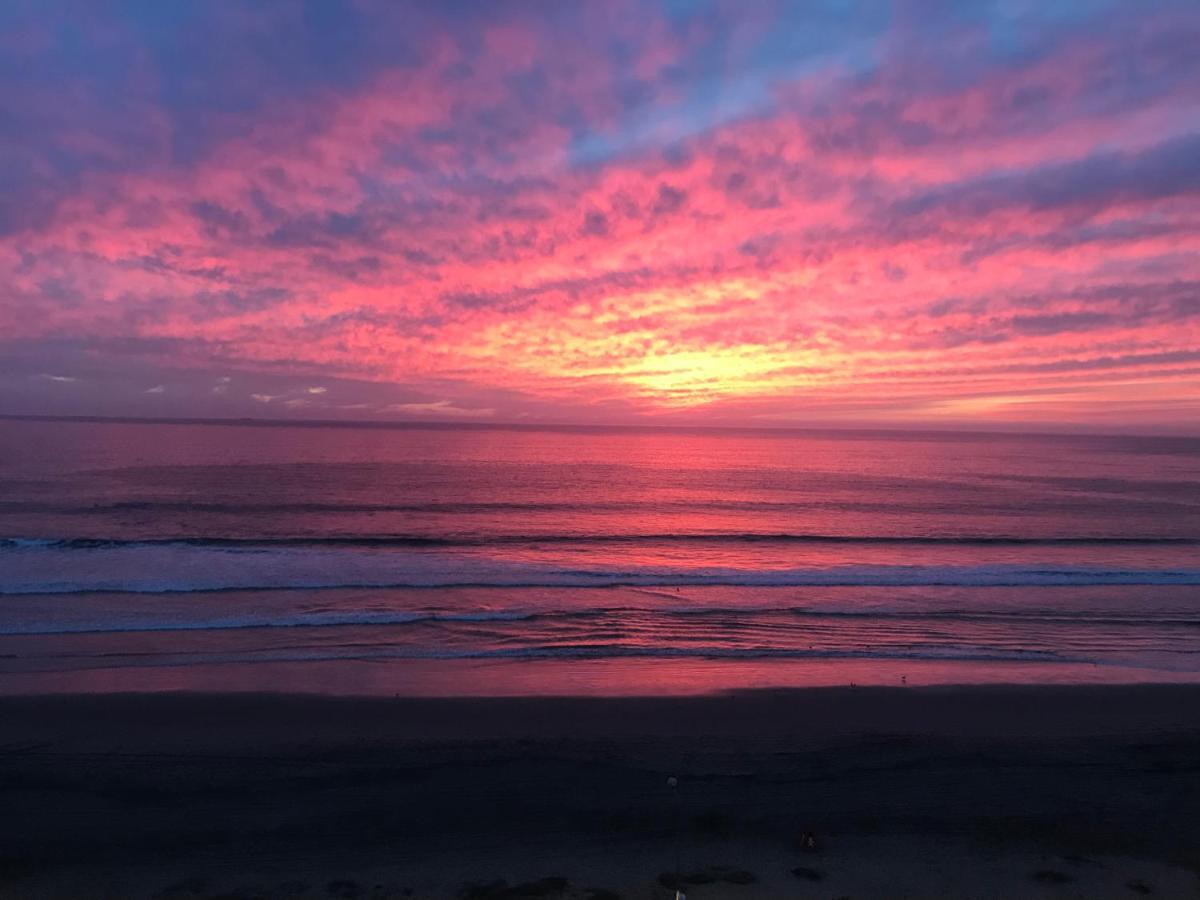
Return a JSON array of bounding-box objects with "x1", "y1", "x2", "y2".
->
[{"x1": 3, "y1": 1, "x2": 1199, "y2": 430}]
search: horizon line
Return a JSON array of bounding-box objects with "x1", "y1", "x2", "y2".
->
[{"x1": 1, "y1": 412, "x2": 1195, "y2": 442}]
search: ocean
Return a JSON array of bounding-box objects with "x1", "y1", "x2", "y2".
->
[{"x1": 1, "y1": 418, "x2": 1198, "y2": 695}]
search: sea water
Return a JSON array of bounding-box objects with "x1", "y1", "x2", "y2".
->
[{"x1": 1, "y1": 419, "x2": 1197, "y2": 694}]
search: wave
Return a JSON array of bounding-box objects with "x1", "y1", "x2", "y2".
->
[
  {"x1": 2, "y1": 561, "x2": 1199, "y2": 595},
  {"x1": 0, "y1": 500, "x2": 634, "y2": 516},
  {"x1": 6, "y1": 604, "x2": 1198, "y2": 636},
  {"x1": 0, "y1": 609, "x2": 544, "y2": 635},
  {"x1": 21, "y1": 644, "x2": 1074, "y2": 666},
  {"x1": 3, "y1": 533, "x2": 1196, "y2": 550},
  {"x1": 3, "y1": 536, "x2": 1199, "y2": 594},
  {"x1": 291, "y1": 645, "x2": 1072, "y2": 662},
  {"x1": 5, "y1": 494, "x2": 1197, "y2": 517}
]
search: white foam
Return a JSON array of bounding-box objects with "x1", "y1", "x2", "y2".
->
[{"x1": 1, "y1": 541, "x2": 1198, "y2": 594}]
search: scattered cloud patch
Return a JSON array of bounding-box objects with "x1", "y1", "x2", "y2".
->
[
  {"x1": 384, "y1": 400, "x2": 496, "y2": 418},
  {"x1": 1, "y1": 2, "x2": 1198, "y2": 430}
]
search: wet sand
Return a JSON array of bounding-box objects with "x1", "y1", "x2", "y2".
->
[{"x1": 1, "y1": 684, "x2": 1198, "y2": 898}]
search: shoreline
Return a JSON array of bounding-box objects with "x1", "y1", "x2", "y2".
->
[
  {"x1": 2, "y1": 684, "x2": 1199, "y2": 897},
  {"x1": 5, "y1": 655, "x2": 1199, "y2": 699},
  {"x1": 6, "y1": 681, "x2": 1200, "y2": 742}
]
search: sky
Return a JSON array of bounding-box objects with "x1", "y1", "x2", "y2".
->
[{"x1": 1, "y1": 1, "x2": 1199, "y2": 432}]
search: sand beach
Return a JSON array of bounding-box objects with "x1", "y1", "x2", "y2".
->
[{"x1": 2, "y1": 684, "x2": 1198, "y2": 898}]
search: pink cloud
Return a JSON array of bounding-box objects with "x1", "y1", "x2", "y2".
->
[{"x1": 2, "y1": 2, "x2": 1198, "y2": 431}]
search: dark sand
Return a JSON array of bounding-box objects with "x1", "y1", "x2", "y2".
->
[{"x1": 2, "y1": 685, "x2": 1199, "y2": 898}]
